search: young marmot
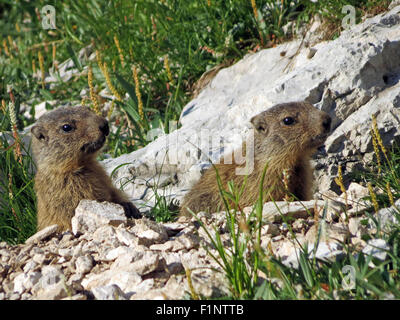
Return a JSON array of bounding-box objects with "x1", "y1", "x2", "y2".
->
[
  {"x1": 180, "y1": 101, "x2": 331, "y2": 215},
  {"x1": 31, "y1": 106, "x2": 141, "y2": 231}
]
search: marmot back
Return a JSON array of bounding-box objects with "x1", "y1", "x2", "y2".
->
[
  {"x1": 31, "y1": 106, "x2": 141, "y2": 231},
  {"x1": 180, "y1": 101, "x2": 331, "y2": 215}
]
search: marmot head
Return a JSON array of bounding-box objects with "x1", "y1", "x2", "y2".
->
[
  {"x1": 31, "y1": 106, "x2": 109, "y2": 169},
  {"x1": 250, "y1": 101, "x2": 331, "y2": 158}
]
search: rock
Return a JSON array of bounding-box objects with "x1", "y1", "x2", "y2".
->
[
  {"x1": 13, "y1": 273, "x2": 27, "y2": 294},
  {"x1": 92, "y1": 284, "x2": 128, "y2": 300},
  {"x1": 149, "y1": 241, "x2": 174, "y2": 252},
  {"x1": 348, "y1": 217, "x2": 368, "y2": 237},
  {"x1": 115, "y1": 228, "x2": 138, "y2": 247},
  {"x1": 284, "y1": 242, "x2": 344, "y2": 269},
  {"x1": 25, "y1": 225, "x2": 59, "y2": 244},
  {"x1": 71, "y1": 200, "x2": 127, "y2": 235},
  {"x1": 162, "y1": 222, "x2": 188, "y2": 236},
  {"x1": 362, "y1": 239, "x2": 390, "y2": 262},
  {"x1": 32, "y1": 253, "x2": 46, "y2": 265},
  {"x1": 35, "y1": 281, "x2": 71, "y2": 300},
  {"x1": 346, "y1": 182, "x2": 370, "y2": 203},
  {"x1": 130, "y1": 251, "x2": 162, "y2": 276},
  {"x1": 129, "y1": 289, "x2": 168, "y2": 300},
  {"x1": 103, "y1": 246, "x2": 132, "y2": 261},
  {"x1": 261, "y1": 223, "x2": 280, "y2": 236},
  {"x1": 61, "y1": 293, "x2": 87, "y2": 300},
  {"x1": 36, "y1": 266, "x2": 64, "y2": 291},
  {"x1": 132, "y1": 219, "x2": 169, "y2": 246},
  {"x1": 374, "y1": 205, "x2": 399, "y2": 231},
  {"x1": 305, "y1": 222, "x2": 349, "y2": 244},
  {"x1": 81, "y1": 269, "x2": 142, "y2": 293},
  {"x1": 171, "y1": 234, "x2": 200, "y2": 252},
  {"x1": 245, "y1": 200, "x2": 326, "y2": 223},
  {"x1": 75, "y1": 255, "x2": 94, "y2": 275}
]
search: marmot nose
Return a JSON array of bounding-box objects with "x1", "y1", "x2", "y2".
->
[
  {"x1": 99, "y1": 121, "x2": 109, "y2": 136},
  {"x1": 322, "y1": 115, "x2": 331, "y2": 133}
]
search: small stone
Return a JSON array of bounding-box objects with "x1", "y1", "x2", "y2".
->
[
  {"x1": 171, "y1": 234, "x2": 199, "y2": 252},
  {"x1": 348, "y1": 217, "x2": 362, "y2": 236},
  {"x1": 58, "y1": 248, "x2": 72, "y2": 259},
  {"x1": 130, "y1": 251, "x2": 162, "y2": 276},
  {"x1": 115, "y1": 229, "x2": 138, "y2": 247},
  {"x1": 23, "y1": 261, "x2": 38, "y2": 273},
  {"x1": 149, "y1": 241, "x2": 174, "y2": 252},
  {"x1": 35, "y1": 281, "x2": 70, "y2": 300},
  {"x1": 103, "y1": 246, "x2": 132, "y2": 261},
  {"x1": 132, "y1": 218, "x2": 169, "y2": 246},
  {"x1": 75, "y1": 255, "x2": 94, "y2": 274},
  {"x1": 82, "y1": 269, "x2": 142, "y2": 294},
  {"x1": 244, "y1": 200, "x2": 325, "y2": 223},
  {"x1": 32, "y1": 253, "x2": 46, "y2": 265},
  {"x1": 13, "y1": 273, "x2": 27, "y2": 294},
  {"x1": 39, "y1": 266, "x2": 63, "y2": 289},
  {"x1": 92, "y1": 284, "x2": 128, "y2": 300},
  {"x1": 362, "y1": 239, "x2": 390, "y2": 261},
  {"x1": 261, "y1": 223, "x2": 279, "y2": 236},
  {"x1": 307, "y1": 47, "x2": 317, "y2": 59},
  {"x1": 92, "y1": 225, "x2": 118, "y2": 244},
  {"x1": 61, "y1": 293, "x2": 87, "y2": 300},
  {"x1": 136, "y1": 229, "x2": 165, "y2": 246},
  {"x1": 162, "y1": 222, "x2": 188, "y2": 236},
  {"x1": 111, "y1": 250, "x2": 146, "y2": 270},
  {"x1": 71, "y1": 200, "x2": 127, "y2": 235},
  {"x1": 25, "y1": 225, "x2": 59, "y2": 244}
]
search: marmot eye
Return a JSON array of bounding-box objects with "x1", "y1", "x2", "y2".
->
[
  {"x1": 283, "y1": 117, "x2": 295, "y2": 125},
  {"x1": 62, "y1": 124, "x2": 73, "y2": 132}
]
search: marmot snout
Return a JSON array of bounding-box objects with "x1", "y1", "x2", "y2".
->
[
  {"x1": 180, "y1": 101, "x2": 331, "y2": 216},
  {"x1": 31, "y1": 106, "x2": 141, "y2": 231}
]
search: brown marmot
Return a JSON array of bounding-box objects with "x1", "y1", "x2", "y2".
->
[
  {"x1": 180, "y1": 101, "x2": 331, "y2": 215},
  {"x1": 31, "y1": 106, "x2": 141, "y2": 231}
]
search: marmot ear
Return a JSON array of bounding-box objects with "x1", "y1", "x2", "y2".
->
[
  {"x1": 250, "y1": 114, "x2": 269, "y2": 135},
  {"x1": 31, "y1": 125, "x2": 48, "y2": 142}
]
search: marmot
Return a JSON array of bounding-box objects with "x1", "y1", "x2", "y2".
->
[
  {"x1": 31, "y1": 106, "x2": 141, "y2": 231},
  {"x1": 180, "y1": 101, "x2": 331, "y2": 215}
]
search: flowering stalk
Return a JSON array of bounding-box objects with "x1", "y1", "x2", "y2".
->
[
  {"x1": 368, "y1": 182, "x2": 379, "y2": 213},
  {"x1": 52, "y1": 43, "x2": 58, "y2": 71},
  {"x1": 107, "y1": 100, "x2": 115, "y2": 121},
  {"x1": 38, "y1": 51, "x2": 45, "y2": 89},
  {"x1": 114, "y1": 36, "x2": 125, "y2": 67},
  {"x1": 88, "y1": 66, "x2": 101, "y2": 115},
  {"x1": 103, "y1": 62, "x2": 123, "y2": 101},
  {"x1": 3, "y1": 39, "x2": 10, "y2": 57},
  {"x1": 386, "y1": 182, "x2": 394, "y2": 207},
  {"x1": 371, "y1": 115, "x2": 389, "y2": 164},
  {"x1": 164, "y1": 55, "x2": 173, "y2": 84},
  {"x1": 1, "y1": 99, "x2": 6, "y2": 114},
  {"x1": 250, "y1": 0, "x2": 258, "y2": 20},
  {"x1": 132, "y1": 65, "x2": 144, "y2": 121},
  {"x1": 8, "y1": 100, "x2": 22, "y2": 164},
  {"x1": 371, "y1": 130, "x2": 382, "y2": 175},
  {"x1": 334, "y1": 165, "x2": 348, "y2": 211}
]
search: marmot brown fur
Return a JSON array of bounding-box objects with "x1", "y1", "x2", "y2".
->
[
  {"x1": 31, "y1": 106, "x2": 141, "y2": 231},
  {"x1": 180, "y1": 101, "x2": 331, "y2": 215}
]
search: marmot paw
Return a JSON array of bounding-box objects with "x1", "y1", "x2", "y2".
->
[{"x1": 120, "y1": 202, "x2": 142, "y2": 219}]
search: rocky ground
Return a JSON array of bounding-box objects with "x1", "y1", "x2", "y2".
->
[{"x1": 0, "y1": 182, "x2": 396, "y2": 300}]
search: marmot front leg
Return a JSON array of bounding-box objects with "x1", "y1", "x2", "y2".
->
[{"x1": 111, "y1": 188, "x2": 142, "y2": 219}]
